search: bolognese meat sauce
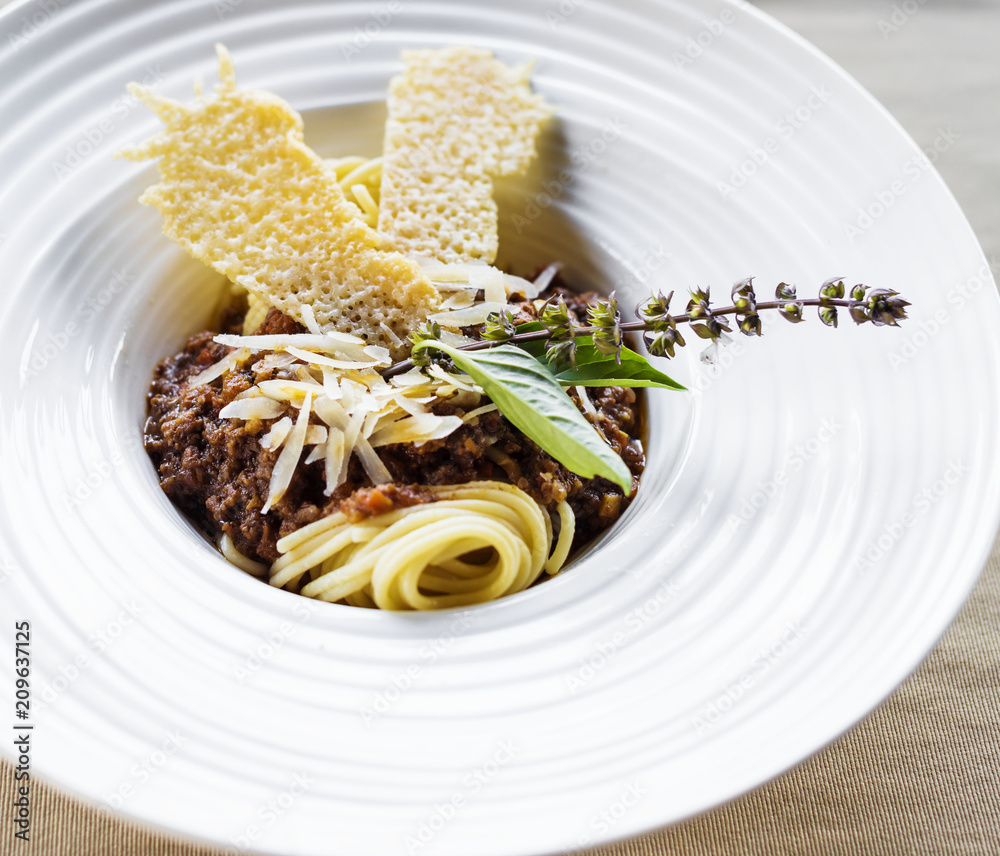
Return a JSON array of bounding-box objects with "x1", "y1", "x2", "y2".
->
[{"x1": 145, "y1": 284, "x2": 645, "y2": 567}]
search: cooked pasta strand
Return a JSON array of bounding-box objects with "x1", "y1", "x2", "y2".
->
[{"x1": 269, "y1": 481, "x2": 575, "y2": 610}]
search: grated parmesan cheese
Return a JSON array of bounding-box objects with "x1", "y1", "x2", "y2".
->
[
  {"x1": 575, "y1": 385, "x2": 598, "y2": 419},
  {"x1": 323, "y1": 427, "x2": 346, "y2": 492},
  {"x1": 430, "y1": 301, "x2": 506, "y2": 328},
  {"x1": 257, "y1": 379, "x2": 324, "y2": 401},
  {"x1": 532, "y1": 263, "x2": 561, "y2": 294},
  {"x1": 215, "y1": 332, "x2": 370, "y2": 358},
  {"x1": 369, "y1": 414, "x2": 464, "y2": 447},
  {"x1": 189, "y1": 347, "x2": 251, "y2": 386},
  {"x1": 354, "y1": 435, "x2": 392, "y2": 485},
  {"x1": 219, "y1": 398, "x2": 285, "y2": 420},
  {"x1": 305, "y1": 425, "x2": 328, "y2": 446},
  {"x1": 263, "y1": 391, "x2": 312, "y2": 513},
  {"x1": 461, "y1": 403, "x2": 498, "y2": 423},
  {"x1": 260, "y1": 416, "x2": 293, "y2": 450},
  {"x1": 284, "y1": 346, "x2": 388, "y2": 371}
]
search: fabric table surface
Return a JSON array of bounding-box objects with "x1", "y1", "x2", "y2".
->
[{"x1": 2, "y1": 0, "x2": 999, "y2": 854}]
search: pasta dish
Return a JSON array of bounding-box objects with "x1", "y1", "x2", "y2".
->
[{"x1": 122, "y1": 46, "x2": 645, "y2": 610}]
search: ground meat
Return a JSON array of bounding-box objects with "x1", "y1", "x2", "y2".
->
[
  {"x1": 145, "y1": 310, "x2": 333, "y2": 562},
  {"x1": 144, "y1": 284, "x2": 645, "y2": 565},
  {"x1": 339, "y1": 484, "x2": 438, "y2": 523},
  {"x1": 254, "y1": 307, "x2": 306, "y2": 336}
]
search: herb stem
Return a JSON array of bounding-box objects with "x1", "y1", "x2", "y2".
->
[{"x1": 382, "y1": 297, "x2": 864, "y2": 378}]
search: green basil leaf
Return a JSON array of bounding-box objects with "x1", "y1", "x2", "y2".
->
[
  {"x1": 412, "y1": 341, "x2": 632, "y2": 492},
  {"x1": 515, "y1": 324, "x2": 685, "y2": 390},
  {"x1": 552, "y1": 343, "x2": 686, "y2": 389}
]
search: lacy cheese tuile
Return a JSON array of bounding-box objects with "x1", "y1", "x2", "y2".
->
[
  {"x1": 116, "y1": 45, "x2": 439, "y2": 359},
  {"x1": 378, "y1": 47, "x2": 554, "y2": 264}
]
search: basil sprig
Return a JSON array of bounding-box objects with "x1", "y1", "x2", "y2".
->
[
  {"x1": 513, "y1": 323, "x2": 685, "y2": 390},
  {"x1": 410, "y1": 340, "x2": 633, "y2": 493}
]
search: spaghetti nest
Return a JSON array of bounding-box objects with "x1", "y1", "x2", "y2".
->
[{"x1": 268, "y1": 481, "x2": 575, "y2": 610}]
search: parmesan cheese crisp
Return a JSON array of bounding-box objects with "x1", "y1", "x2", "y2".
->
[
  {"x1": 117, "y1": 45, "x2": 439, "y2": 358},
  {"x1": 378, "y1": 47, "x2": 554, "y2": 265}
]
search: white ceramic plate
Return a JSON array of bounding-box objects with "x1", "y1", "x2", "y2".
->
[{"x1": 2, "y1": 1, "x2": 999, "y2": 854}]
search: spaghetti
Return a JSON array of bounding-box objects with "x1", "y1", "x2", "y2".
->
[{"x1": 269, "y1": 481, "x2": 575, "y2": 610}]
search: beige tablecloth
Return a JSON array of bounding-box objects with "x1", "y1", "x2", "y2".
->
[{"x1": 4, "y1": 0, "x2": 1000, "y2": 853}]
